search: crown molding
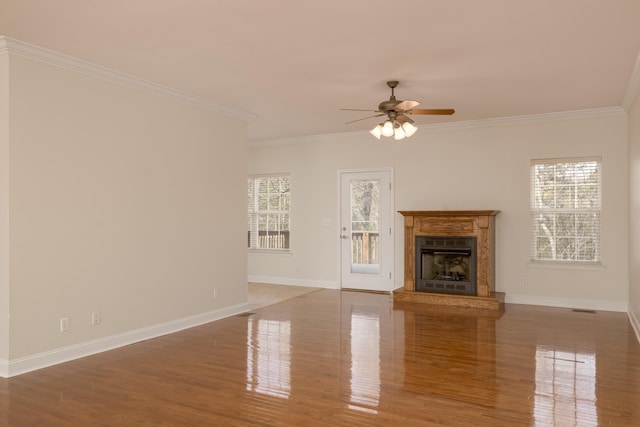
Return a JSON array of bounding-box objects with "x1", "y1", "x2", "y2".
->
[
  {"x1": 249, "y1": 107, "x2": 626, "y2": 147},
  {"x1": 423, "y1": 107, "x2": 626, "y2": 132},
  {"x1": 1, "y1": 35, "x2": 630, "y2": 141},
  {"x1": 0, "y1": 36, "x2": 255, "y2": 122},
  {"x1": 623, "y1": 49, "x2": 640, "y2": 111}
]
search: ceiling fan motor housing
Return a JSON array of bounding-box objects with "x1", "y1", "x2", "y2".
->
[
  {"x1": 378, "y1": 99, "x2": 401, "y2": 113},
  {"x1": 379, "y1": 80, "x2": 401, "y2": 112}
]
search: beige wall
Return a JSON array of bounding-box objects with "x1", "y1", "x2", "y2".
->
[
  {"x1": 4, "y1": 54, "x2": 248, "y2": 362},
  {"x1": 249, "y1": 111, "x2": 629, "y2": 311},
  {"x1": 1, "y1": 39, "x2": 636, "y2": 374},
  {"x1": 629, "y1": 87, "x2": 640, "y2": 328},
  {"x1": 0, "y1": 53, "x2": 9, "y2": 361}
]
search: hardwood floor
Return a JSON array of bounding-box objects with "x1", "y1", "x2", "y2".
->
[
  {"x1": 1, "y1": 288, "x2": 640, "y2": 426},
  {"x1": 247, "y1": 282, "x2": 321, "y2": 310}
]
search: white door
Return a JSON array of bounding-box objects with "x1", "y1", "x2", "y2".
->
[{"x1": 339, "y1": 169, "x2": 393, "y2": 292}]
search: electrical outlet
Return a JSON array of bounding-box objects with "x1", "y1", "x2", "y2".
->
[
  {"x1": 60, "y1": 317, "x2": 69, "y2": 333},
  {"x1": 518, "y1": 276, "x2": 525, "y2": 286},
  {"x1": 213, "y1": 289, "x2": 217, "y2": 299},
  {"x1": 91, "y1": 312, "x2": 101, "y2": 326}
]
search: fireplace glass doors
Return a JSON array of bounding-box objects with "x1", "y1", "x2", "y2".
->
[{"x1": 415, "y1": 236, "x2": 477, "y2": 296}]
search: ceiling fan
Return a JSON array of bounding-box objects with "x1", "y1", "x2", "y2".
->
[{"x1": 341, "y1": 80, "x2": 455, "y2": 140}]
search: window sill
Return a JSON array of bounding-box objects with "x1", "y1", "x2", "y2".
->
[
  {"x1": 248, "y1": 249, "x2": 292, "y2": 256},
  {"x1": 527, "y1": 261, "x2": 605, "y2": 271}
]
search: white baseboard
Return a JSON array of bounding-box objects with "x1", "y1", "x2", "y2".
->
[
  {"x1": 1, "y1": 302, "x2": 251, "y2": 378},
  {"x1": 505, "y1": 294, "x2": 627, "y2": 312},
  {"x1": 4, "y1": 291, "x2": 635, "y2": 378},
  {"x1": 0, "y1": 358, "x2": 8, "y2": 378},
  {"x1": 248, "y1": 275, "x2": 339, "y2": 289},
  {"x1": 629, "y1": 305, "x2": 640, "y2": 344}
]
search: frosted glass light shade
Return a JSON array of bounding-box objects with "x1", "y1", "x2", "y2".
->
[
  {"x1": 369, "y1": 124, "x2": 382, "y2": 139},
  {"x1": 402, "y1": 122, "x2": 417, "y2": 137},
  {"x1": 381, "y1": 121, "x2": 394, "y2": 137}
]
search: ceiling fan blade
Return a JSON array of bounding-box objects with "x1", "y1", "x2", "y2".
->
[
  {"x1": 345, "y1": 113, "x2": 386, "y2": 125},
  {"x1": 395, "y1": 100, "x2": 420, "y2": 111},
  {"x1": 396, "y1": 114, "x2": 414, "y2": 124},
  {"x1": 410, "y1": 108, "x2": 455, "y2": 115}
]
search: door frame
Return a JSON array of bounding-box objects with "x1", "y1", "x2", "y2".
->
[{"x1": 337, "y1": 167, "x2": 395, "y2": 292}]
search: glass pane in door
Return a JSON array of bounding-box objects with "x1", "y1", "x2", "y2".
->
[{"x1": 350, "y1": 180, "x2": 380, "y2": 275}]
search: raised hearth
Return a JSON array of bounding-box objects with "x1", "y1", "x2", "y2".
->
[{"x1": 395, "y1": 210, "x2": 504, "y2": 311}]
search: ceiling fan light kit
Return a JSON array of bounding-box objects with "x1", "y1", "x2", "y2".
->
[
  {"x1": 342, "y1": 80, "x2": 455, "y2": 141},
  {"x1": 402, "y1": 121, "x2": 417, "y2": 137},
  {"x1": 393, "y1": 124, "x2": 406, "y2": 140},
  {"x1": 369, "y1": 124, "x2": 383, "y2": 139},
  {"x1": 382, "y1": 121, "x2": 394, "y2": 137}
]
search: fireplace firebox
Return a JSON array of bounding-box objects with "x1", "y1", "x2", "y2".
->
[{"x1": 415, "y1": 236, "x2": 477, "y2": 296}]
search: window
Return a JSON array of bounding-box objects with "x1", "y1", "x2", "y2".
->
[
  {"x1": 530, "y1": 157, "x2": 601, "y2": 263},
  {"x1": 247, "y1": 174, "x2": 290, "y2": 251}
]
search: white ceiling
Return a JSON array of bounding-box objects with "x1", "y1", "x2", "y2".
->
[{"x1": 1, "y1": 0, "x2": 640, "y2": 142}]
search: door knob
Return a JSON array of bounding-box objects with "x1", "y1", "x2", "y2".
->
[{"x1": 341, "y1": 235, "x2": 349, "y2": 239}]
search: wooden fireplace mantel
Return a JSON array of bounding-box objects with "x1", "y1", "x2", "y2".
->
[{"x1": 394, "y1": 210, "x2": 504, "y2": 311}]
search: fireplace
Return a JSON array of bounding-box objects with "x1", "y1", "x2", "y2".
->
[
  {"x1": 394, "y1": 210, "x2": 504, "y2": 311},
  {"x1": 416, "y1": 236, "x2": 476, "y2": 295}
]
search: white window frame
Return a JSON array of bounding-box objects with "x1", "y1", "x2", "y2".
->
[
  {"x1": 530, "y1": 157, "x2": 602, "y2": 265},
  {"x1": 248, "y1": 174, "x2": 291, "y2": 252}
]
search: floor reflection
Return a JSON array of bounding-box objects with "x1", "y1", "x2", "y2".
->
[
  {"x1": 534, "y1": 346, "x2": 597, "y2": 426},
  {"x1": 348, "y1": 306, "x2": 381, "y2": 413},
  {"x1": 246, "y1": 318, "x2": 291, "y2": 399},
  {"x1": 399, "y1": 307, "x2": 499, "y2": 407}
]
